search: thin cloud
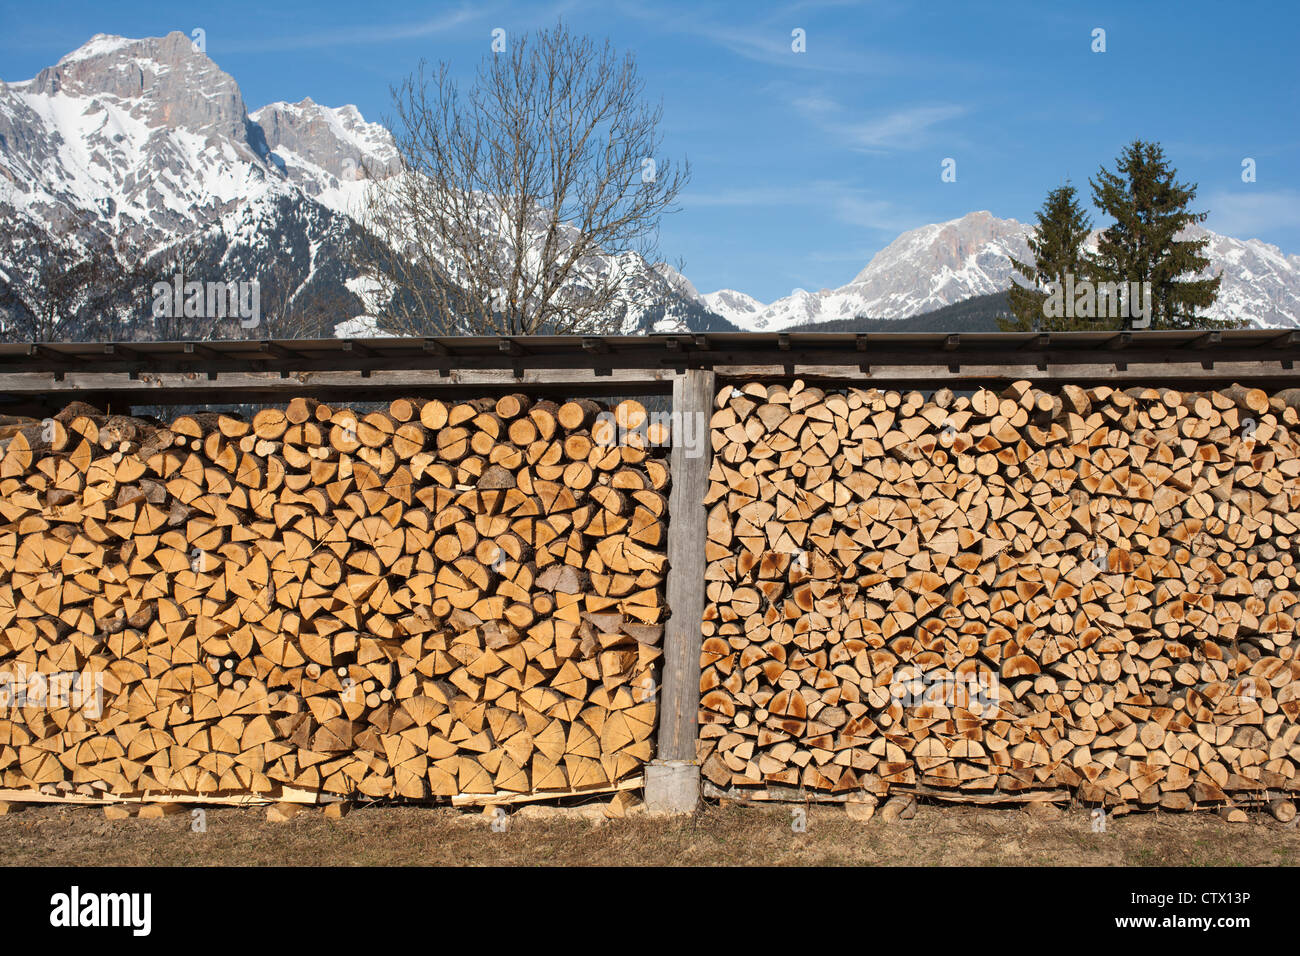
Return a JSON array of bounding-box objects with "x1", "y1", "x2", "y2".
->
[
  {"x1": 846, "y1": 104, "x2": 966, "y2": 152},
  {"x1": 831, "y1": 194, "x2": 927, "y2": 232},
  {"x1": 780, "y1": 88, "x2": 967, "y2": 154},
  {"x1": 789, "y1": 94, "x2": 839, "y2": 114},
  {"x1": 612, "y1": 1, "x2": 906, "y2": 75},
  {"x1": 1204, "y1": 189, "x2": 1300, "y2": 246},
  {"x1": 220, "y1": 7, "x2": 485, "y2": 54},
  {"x1": 685, "y1": 180, "x2": 928, "y2": 235}
]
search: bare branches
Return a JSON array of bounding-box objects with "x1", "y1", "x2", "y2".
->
[
  {"x1": 0, "y1": 203, "x2": 149, "y2": 342},
  {"x1": 353, "y1": 21, "x2": 690, "y2": 336}
]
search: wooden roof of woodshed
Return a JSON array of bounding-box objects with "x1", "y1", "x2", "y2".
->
[{"x1": 0, "y1": 329, "x2": 1296, "y2": 410}]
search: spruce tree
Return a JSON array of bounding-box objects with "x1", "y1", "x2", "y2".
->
[
  {"x1": 1089, "y1": 140, "x2": 1228, "y2": 329},
  {"x1": 1000, "y1": 183, "x2": 1096, "y2": 331}
]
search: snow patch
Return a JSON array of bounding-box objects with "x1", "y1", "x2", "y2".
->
[{"x1": 334, "y1": 314, "x2": 380, "y2": 338}]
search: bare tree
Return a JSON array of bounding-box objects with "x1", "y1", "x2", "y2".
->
[
  {"x1": 257, "y1": 256, "x2": 336, "y2": 339},
  {"x1": 354, "y1": 21, "x2": 690, "y2": 336},
  {"x1": 0, "y1": 204, "x2": 147, "y2": 342},
  {"x1": 141, "y1": 236, "x2": 215, "y2": 341}
]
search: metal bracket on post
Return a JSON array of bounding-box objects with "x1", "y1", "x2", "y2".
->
[{"x1": 645, "y1": 367, "x2": 714, "y2": 813}]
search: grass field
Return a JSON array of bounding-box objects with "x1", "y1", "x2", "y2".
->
[{"x1": 2, "y1": 799, "x2": 1297, "y2": 866}]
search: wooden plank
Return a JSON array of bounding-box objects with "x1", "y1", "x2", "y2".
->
[
  {"x1": 0, "y1": 777, "x2": 642, "y2": 809},
  {"x1": 0, "y1": 368, "x2": 672, "y2": 393},
  {"x1": 450, "y1": 776, "x2": 643, "y2": 807},
  {"x1": 0, "y1": 786, "x2": 327, "y2": 806},
  {"x1": 718, "y1": 360, "x2": 1300, "y2": 385},
  {"x1": 0, "y1": 350, "x2": 1297, "y2": 403},
  {"x1": 703, "y1": 782, "x2": 1069, "y2": 805},
  {"x1": 658, "y1": 368, "x2": 714, "y2": 761}
]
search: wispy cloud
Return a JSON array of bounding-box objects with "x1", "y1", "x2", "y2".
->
[
  {"x1": 613, "y1": 1, "x2": 907, "y2": 75},
  {"x1": 845, "y1": 103, "x2": 965, "y2": 152},
  {"x1": 1204, "y1": 189, "x2": 1300, "y2": 246},
  {"x1": 831, "y1": 193, "x2": 926, "y2": 232},
  {"x1": 220, "y1": 6, "x2": 485, "y2": 54},
  {"x1": 685, "y1": 179, "x2": 928, "y2": 234},
  {"x1": 789, "y1": 93, "x2": 839, "y2": 114},
  {"x1": 779, "y1": 87, "x2": 967, "y2": 154}
]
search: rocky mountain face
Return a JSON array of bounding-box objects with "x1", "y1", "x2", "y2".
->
[
  {"x1": 0, "y1": 32, "x2": 710, "y2": 339},
  {"x1": 1190, "y1": 229, "x2": 1300, "y2": 331},
  {"x1": 250, "y1": 98, "x2": 401, "y2": 213},
  {"x1": 1, "y1": 33, "x2": 274, "y2": 252},
  {"x1": 708, "y1": 211, "x2": 1300, "y2": 331},
  {"x1": 701, "y1": 288, "x2": 764, "y2": 324}
]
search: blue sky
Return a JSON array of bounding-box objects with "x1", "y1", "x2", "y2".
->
[{"x1": 2, "y1": 0, "x2": 1297, "y2": 303}]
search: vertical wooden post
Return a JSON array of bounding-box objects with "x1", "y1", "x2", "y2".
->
[{"x1": 645, "y1": 368, "x2": 714, "y2": 812}]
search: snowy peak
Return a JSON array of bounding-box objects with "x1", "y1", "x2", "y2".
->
[
  {"x1": 730, "y1": 210, "x2": 1300, "y2": 331},
  {"x1": 842, "y1": 210, "x2": 1029, "y2": 319},
  {"x1": 722, "y1": 211, "x2": 1032, "y2": 331},
  {"x1": 652, "y1": 261, "x2": 704, "y2": 304},
  {"x1": 1184, "y1": 227, "x2": 1300, "y2": 329},
  {"x1": 252, "y1": 98, "x2": 400, "y2": 184},
  {"x1": 53, "y1": 34, "x2": 138, "y2": 65},
  {"x1": 0, "y1": 32, "x2": 712, "y2": 338},
  {"x1": 0, "y1": 32, "x2": 282, "y2": 251},
  {"x1": 22, "y1": 32, "x2": 251, "y2": 147},
  {"x1": 702, "y1": 288, "x2": 765, "y2": 324},
  {"x1": 850, "y1": 211, "x2": 1024, "y2": 284},
  {"x1": 0, "y1": 31, "x2": 405, "y2": 254}
]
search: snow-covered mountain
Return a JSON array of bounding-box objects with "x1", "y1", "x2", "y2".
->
[
  {"x1": 1189, "y1": 229, "x2": 1300, "y2": 330},
  {"x1": 6, "y1": 33, "x2": 1297, "y2": 340},
  {"x1": 250, "y1": 98, "x2": 401, "y2": 216},
  {"x1": 702, "y1": 288, "x2": 765, "y2": 324},
  {"x1": 0, "y1": 32, "x2": 283, "y2": 252},
  {"x1": 0, "y1": 32, "x2": 709, "y2": 337},
  {"x1": 711, "y1": 210, "x2": 1300, "y2": 331}
]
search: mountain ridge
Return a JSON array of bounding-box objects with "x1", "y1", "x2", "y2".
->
[
  {"x1": 707, "y1": 210, "x2": 1300, "y2": 332},
  {"x1": 0, "y1": 32, "x2": 706, "y2": 338},
  {"x1": 3, "y1": 32, "x2": 1297, "y2": 340}
]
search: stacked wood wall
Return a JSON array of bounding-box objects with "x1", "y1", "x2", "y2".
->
[
  {"x1": 700, "y1": 380, "x2": 1300, "y2": 810},
  {"x1": 0, "y1": 395, "x2": 666, "y2": 802}
]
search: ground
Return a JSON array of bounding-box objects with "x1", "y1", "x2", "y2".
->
[{"x1": 1, "y1": 799, "x2": 1297, "y2": 866}]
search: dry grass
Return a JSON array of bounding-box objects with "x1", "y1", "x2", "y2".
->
[{"x1": 1, "y1": 799, "x2": 1297, "y2": 866}]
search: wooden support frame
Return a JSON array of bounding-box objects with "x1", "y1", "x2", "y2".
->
[
  {"x1": 2, "y1": 331, "x2": 1298, "y2": 812},
  {"x1": 2, "y1": 330, "x2": 1298, "y2": 413},
  {"x1": 646, "y1": 368, "x2": 714, "y2": 812},
  {"x1": 658, "y1": 367, "x2": 715, "y2": 761}
]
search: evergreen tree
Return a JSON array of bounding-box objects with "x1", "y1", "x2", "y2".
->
[
  {"x1": 1000, "y1": 183, "x2": 1096, "y2": 331},
  {"x1": 1089, "y1": 140, "x2": 1229, "y2": 329}
]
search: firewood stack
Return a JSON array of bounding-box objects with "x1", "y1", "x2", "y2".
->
[
  {"x1": 0, "y1": 395, "x2": 666, "y2": 802},
  {"x1": 699, "y1": 380, "x2": 1300, "y2": 811}
]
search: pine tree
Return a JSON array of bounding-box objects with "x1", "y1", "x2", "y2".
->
[
  {"x1": 1000, "y1": 183, "x2": 1096, "y2": 331},
  {"x1": 1089, "y1": 140, "x2": 1228, "y2": 329}
]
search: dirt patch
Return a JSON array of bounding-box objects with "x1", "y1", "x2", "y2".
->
[{"x1": 1, "y1": 799, "x2": 1297, "y2": 866}]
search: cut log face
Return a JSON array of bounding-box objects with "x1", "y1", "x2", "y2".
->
[
  {"x1": 0, "y1": 395, "x2": 666, "y2": 803},
  {"x1": 699, "y1": 380, "x2": 1300, "y2": 812}
]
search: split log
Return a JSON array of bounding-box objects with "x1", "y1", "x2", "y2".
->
[
  {"x1": 0, "y1": 393, "x2": 667, "y2": 804},
  {"x1": 699, "y1": 380, "x2": 1300, "y2": 814}
]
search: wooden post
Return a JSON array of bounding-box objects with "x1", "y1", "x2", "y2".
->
[{"x1": 646, "y1": 368, "x2": 714, "y2": 812}]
